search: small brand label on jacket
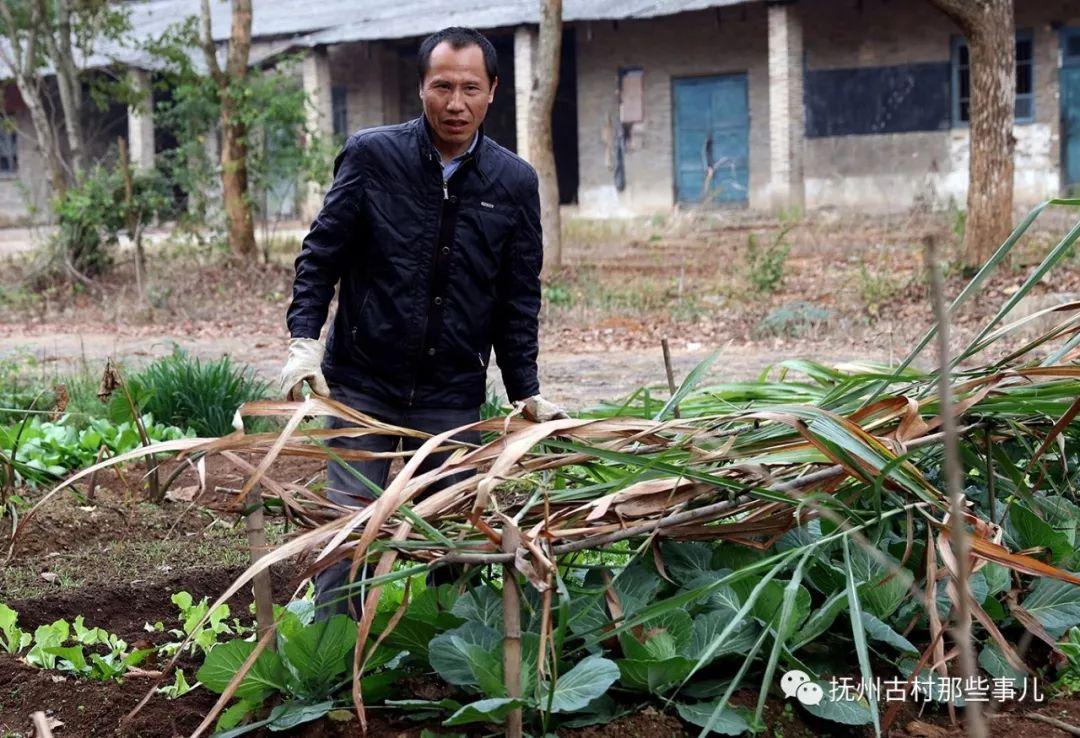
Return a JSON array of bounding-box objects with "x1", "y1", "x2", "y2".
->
[{"x1": 481, "y1": 201, "x2": 494, "y2": 209}]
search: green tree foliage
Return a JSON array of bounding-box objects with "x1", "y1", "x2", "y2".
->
[{"x1": 142, "y1": 17, "x2": 335, "y2": 246}]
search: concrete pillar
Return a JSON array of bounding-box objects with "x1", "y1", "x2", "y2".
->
[
  {"x1": 193, "y1": 125, "x2": 222, "y2": 221},
  {"x1": 126, "y1": 68, "x2": 155, "y2": 171},
  {"x1": 766, "y1": 1, "x2": 805, "y2": 211},
  {"x1": 301, "y1": 45, "x2": 333, "y2": 223},
  {"x1": 513, "y1": 26, "x2": 537, "y2": 162}
]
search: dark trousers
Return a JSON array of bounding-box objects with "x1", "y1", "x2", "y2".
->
[{"x1": 314, "y1": 381, "x2": 481, "y2": 617}]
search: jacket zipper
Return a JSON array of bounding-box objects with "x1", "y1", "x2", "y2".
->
[{"x1": 408, "y1": 171, "x2": 451, "y2": 408}]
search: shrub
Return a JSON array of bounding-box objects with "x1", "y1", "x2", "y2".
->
[
  {"x1": 129, "y1": 348, "x2": 268, "y2": 437},
  {"x1": 52, "y1": 161, "x2": 173, "y2": 277},
  {"x1": 745, "y1": 226, "x2": 793, "y2": 294},
  {"x1": 542, "y1": 281, "x2": 573, "y2": 308},
  {"x1": 856, "y1": 262, "x2": 900, "y2": 320},
  {"x1": 752, "y1": 300, "x2": 831, "y2": 339}
]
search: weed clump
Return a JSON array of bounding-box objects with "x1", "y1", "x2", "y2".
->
[{"x1": 753, "y1": 300, "x2": 831, "y2": 339}]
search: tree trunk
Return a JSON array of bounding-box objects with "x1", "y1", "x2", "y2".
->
[
  {"x1": 13, "y1": 76, "x2": 67, "y2": 196},
  {"x1": 201, "y1": 0, "x2": 256, "y2": 259},
  {"x1": 528, "y1": 0, "x2": 563, "y2": 271},
  {"x1": 221, "y1": 112, "x2": 256, "y2": 257},
  {"x1": 928, "y1": 0, "x2": 1015, "y2": 269},
  {"x1": 41, "y1": 0, "x2": 85, "y2": 179},
  {"x1": 0, "y1": 0, "x2": 68, "y2": 196}
]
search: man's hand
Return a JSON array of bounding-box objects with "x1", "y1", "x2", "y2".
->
[
  {"x1": 522, "y1": 394, "x2": 569, "y2": 422},
  {"x1": 278, "y1": 338, "x2": 331, "y2": 400}
]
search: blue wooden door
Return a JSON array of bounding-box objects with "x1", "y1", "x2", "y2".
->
[
  {"x1": 1063, "y1": 31, "x2": 1080, "y2": 189},
  {"x1": 672, "y1": 74, "x2": 749, "y2": 205}
]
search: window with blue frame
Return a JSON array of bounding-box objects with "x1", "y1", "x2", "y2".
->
[
  {"x1": 1067, "y1": 29, "x2": 1080, "y2": 62},
  {"x1": 0, "y1": 131, "x2": 16, "y2": 174},
  {"x1": 951, "y1": 31, "x2": 1034, "y2": 125},
  {"x1": 331, "y1": 86, "x2": 348, "y2": 140}
]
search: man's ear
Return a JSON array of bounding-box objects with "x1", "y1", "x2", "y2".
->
[{"x1": 488, "y1": 76, "x2": 498, "y2": 103}]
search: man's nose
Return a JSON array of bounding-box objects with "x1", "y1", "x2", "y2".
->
[{"x1": 447, "y1": 89, "x2": 465, "y2": 111}]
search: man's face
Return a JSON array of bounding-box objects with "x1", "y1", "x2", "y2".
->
[{"x1": 420, "y1": 41, "x2": 497, "y2": 153}]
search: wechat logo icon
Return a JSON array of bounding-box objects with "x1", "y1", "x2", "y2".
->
[{"x1": 780, "y1": 670, "x2": 824, "y2": 706}]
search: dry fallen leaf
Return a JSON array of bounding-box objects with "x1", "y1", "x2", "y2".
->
[
  {"x1": 905, "y1": 720, "x2": 951, "y2": 738},
  {"x1": 40, "y1": 572, "x2": 58, "y2": 584},
  {"x1": 165, "y1": 486, "x2": 198, "y2": 502}
]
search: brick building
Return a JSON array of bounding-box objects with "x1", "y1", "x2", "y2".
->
[{"x1": 2, "y1": 0, "x2": 1079, "y2": 223}]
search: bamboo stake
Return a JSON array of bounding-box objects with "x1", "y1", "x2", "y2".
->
[
  {"x1": 661, "y1": 337, "x2": 681, "y2": 418},
  {"x1": 926, "y1": 234, "x2": 986, "y2": 738},
  {"x1": 245, "y1": 486, "x2": 275, "y2": 649},
  {"x1": 501, "y1": 523, "x2": 523, "y2": 738},
  {"x1": 984, "y1": 426, "x2": 996, "y2": 525}
]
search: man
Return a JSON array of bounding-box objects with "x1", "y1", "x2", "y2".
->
[{"x1": 279, "y1": 27, "x2": 567, "y2": 616}]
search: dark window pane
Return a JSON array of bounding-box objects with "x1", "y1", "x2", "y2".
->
[
  {"x1": 960, "y1": 73, "x2": 969, "y2": 99},
  {"x1": 1016, "y1": 38, "x2": 1033, "y2": 62},
  {"x1": 1016, "y1": 95, "x2": 1033, "y2": 120},
  {"x1": 960, "y1": 101, "x2": 970, "y2": 122},
  {"x1": 331, "y1": 86, "x2": 348, "y2": 139},
  {"x1": 959, "y1": 45, "x2": 969, "y2": 66},
  {"x1": 1069, "y1": 35, "x2": 1080, "y2": 58},
  {"x1": 1017, "y1": 63, "x2": 1032, "y2": 95},
  {"x1": 0, "y1": 133, "x2": 13, "y2": 172}
]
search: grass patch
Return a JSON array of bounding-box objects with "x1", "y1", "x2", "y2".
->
[
  {"x1": 752, "y1": 300, "x2": 832, "y2": 338},
  {"x1": 128, "y1": 347, "x2": 269, "y2": 437}
]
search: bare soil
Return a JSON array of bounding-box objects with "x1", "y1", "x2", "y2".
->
[{"x1": 4, "y1": 210, "x2": 1078, "y2": 408}]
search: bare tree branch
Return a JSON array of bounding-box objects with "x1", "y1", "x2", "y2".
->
[{"x1": 199, "y1": 0, "x2": 224, "y2": 84}]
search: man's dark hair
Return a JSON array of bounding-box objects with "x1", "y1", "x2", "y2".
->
[{"x1": 417, "y1": 27, "x2": 498, "y2": 85}]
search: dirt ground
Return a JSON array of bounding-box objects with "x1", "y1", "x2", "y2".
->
[{"x1": 4, "y1": 208, "x2": 1079, "y2": 408}]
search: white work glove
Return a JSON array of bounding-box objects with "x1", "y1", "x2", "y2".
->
[
  {"x1": 278, "y1": 338, "x2": 331, "y2": 401},
  {"x1": 522, "y1": 394, "x2": 569, "y2": 422}
]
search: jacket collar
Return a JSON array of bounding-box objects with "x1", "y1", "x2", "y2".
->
[{"x1": 414, "y1": 114, "x2": 486, "y2": 169}]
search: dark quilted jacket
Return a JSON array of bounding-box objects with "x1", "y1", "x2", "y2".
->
[{"x1": 286, "y1": 115, "x2": 543, "y2": 409}]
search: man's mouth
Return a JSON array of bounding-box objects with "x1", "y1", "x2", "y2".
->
[{"x1": 444, "y1": 120, "x2": 468, "y2": 132}]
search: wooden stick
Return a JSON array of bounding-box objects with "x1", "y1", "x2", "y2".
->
[
  {"x1": 661, "y1": 338, "x2": 680, "y2": 418},
  {"x1": 245, "y1": 486, "x2": 275, "y2": 649},
  {"x1": 1024, "y1": 713, "x2": 1080, "y2": 736},
  {"x1": 31, "y1": 711, "x2": 54, "y2": 738},
  {"x1": 86, "y1": 444, "x2": 107, "y2": 500},
  {"x1": 926, "y1": 233, "x2": 985, "y2": 738},
  {"x1": 501, "y1": 524, "x2": 523, "y2": 738}
]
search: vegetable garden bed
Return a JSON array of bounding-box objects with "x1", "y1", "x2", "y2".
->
[{"x1": 7, "y1": 203, "x2": 1080, "y2": 736}]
